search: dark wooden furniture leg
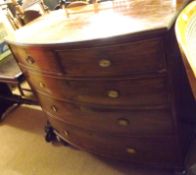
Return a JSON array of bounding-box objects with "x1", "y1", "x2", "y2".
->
[
  {"x1": 44, "y1": 121, "x2": 69, "y2": 146},
  {"x1": 44, "y1": 121, "x2": 57, "y2": 142}
]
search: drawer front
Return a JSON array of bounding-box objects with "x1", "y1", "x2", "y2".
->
[
  {"x1": 38, "y1": 93, "x2": 173, "y2": 136},
  {"x1": 10, "y1": 38, "x2": 166, "y2": 77},
  {"x1": 10, "y1": 45, "x2": 63, "y2": 75},
  {"x1": 56, "y1": 38, "x2": 166, "y2": 77},
  {"x1": 49, "y1": 117, "x2": 179, "y2": 165},
  {"x1": 25, "y1": 71, "x2": 169, "y2": 106}
]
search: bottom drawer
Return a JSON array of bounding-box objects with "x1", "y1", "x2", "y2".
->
[{"x1": 48, "y1": 117, "x2": 182, "y2": 167}]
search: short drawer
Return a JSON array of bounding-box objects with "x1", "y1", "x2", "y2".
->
[
  {"x1": 10, "y1": 45, "x2": 63, "y2": 75},
  {"x1": 25, "y1": 71, "x2": 170, "y2": 106},
  {"x1": 56, "y1": 38, "x2": 166, "y2": 77},
  {"x1": 38, "y1": 93, "x2": 173, "y2": 136},
  {"x1": 48, "y1": 117, "x2": 180, "y2": 166}
]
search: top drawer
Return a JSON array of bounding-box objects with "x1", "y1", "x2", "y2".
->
[
  {"x1": 10, "y1": 45, "x2": 63, "y2": 75},
  {"x1": 10, "y1": 38, "x2": 166, "y2": 77},
  {"x1": 56, "y1": 38, "x2": 166, "y2": 77}
]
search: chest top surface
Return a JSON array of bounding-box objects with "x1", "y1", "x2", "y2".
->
[{"x1": 6, "y1": 0, "x2": 191, "y2": 46}]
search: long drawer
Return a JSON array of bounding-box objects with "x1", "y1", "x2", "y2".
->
[
  {"x1": 55, "y1": 38, "x2": 166, "y2": 77},
  {"x1": 24, "y1": 70, "x2": 170, "y2": 106},
  {"x1": 10, "y1": 38, "x2": 166, "y2": 77},
  {"x1": 38, "y1": 93, "x2": 173, "y2": 136},
  {"x1": 48, "y1": 117, "x2": 180, "y2": 166}
]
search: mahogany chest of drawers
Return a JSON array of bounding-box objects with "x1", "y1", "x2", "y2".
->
[{"x1": 6, "y1": 0, "x2": 195, "y2": 170}]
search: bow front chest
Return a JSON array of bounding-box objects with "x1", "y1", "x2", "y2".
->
[{"x1": 6, "y1": 0, "x2": 195, "y2": 169}]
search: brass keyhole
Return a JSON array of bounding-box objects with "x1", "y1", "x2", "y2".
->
[
  {"x1": 108, "y1": 90, "x2": 119, "y2": 98},
  {"x1": 51, "y1": 105, "x2": 57, "y2": 112},
  {"x1": 26, "y1": 56, "x2": 35, "y2": 64},
  {"x1": 64, "y1": 130, "x2": 69, "y2": 137},
  {"x1": 126, "y1": 148, "x2": 136, "y2": 154},
  {"x1": 117, "y1": 118, "x2": 129, "y2": 126},
  {"x1": 99, "y1": 59, "x2": 111, "y2": 68},
  {"x1": 39, "y1": 82, "x2": 45, "y2": 88}
]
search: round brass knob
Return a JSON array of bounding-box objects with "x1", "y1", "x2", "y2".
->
[
  {"x1": 108, "y1": 90, "x2": 119, "y2": 98},
  {"x1": 117, "y1": 118, "x2": 129, "y2": 126},
  {"x1": 51, "y1": 105, "x2": 57, "y2": 112},
  {"x1": 126, "y1": 148, "x2": 136, "y2": 154},
  {"x1": 99, "y1": 59, "x2": 111, "y2": 68},
  {"x1": 39, "y1": 82, "x2": 45, "y2": 88},
  {"x1": 64, "y1": 130, "x2": 69, "y2": 137},
  {"x1": 26, "y1": 56, "x2": 35, "y2": 64}
]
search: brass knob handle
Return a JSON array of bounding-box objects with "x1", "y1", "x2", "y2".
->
[
  {"x1": 26, "y1": 56, "x2": 35, "y2": 64},
  {"x1": 39, "y1": 82, "x2": 45, "y2": 88},
  {"x1": 64, "y1": 130, "x2": 69, "y2": 137},
  {"x1": 117, "y1": 118, "x2": 129, "y2": 126},
  {"x1": 126, "y1": 148, "x2": 136, "y2": 154},
  {"x1": 99, "y1": 59, "x2": 111, "y2": 68},
  {"x1": 108, "y1": 90, "x2": 119, "y2": 98},
  {"x1": 51, "y1": 105, "x2": 57, "y2": 112}
]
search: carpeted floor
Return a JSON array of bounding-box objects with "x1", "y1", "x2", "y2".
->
[{"x1": 0, "y1": 104, "x2": 195, "y2": 175}]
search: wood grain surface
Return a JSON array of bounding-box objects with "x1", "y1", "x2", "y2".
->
[
  {"x1": 6, "y1": 0, "x2": 191, "y2": 45},
  {"x1": 5, "y1": 0, "x2": 195, "y2": 170}
]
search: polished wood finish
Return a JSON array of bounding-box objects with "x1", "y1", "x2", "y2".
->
[
  {"x1": 6, "y1": 0, "x2": 195, "y2": 170},
  {"x1": 5, "y1": 0, "x2": 191, "y2": 45},
  {"x1": 23, "y1": 10, "x2": 41, "y2": 24},
  {"x1": 175, "y1": 1, "x2": 196, "y2": 100},
  {"x1": 38, "y1": 94, "x2": 173, "y2": 136},
  {"x1": 49, "y1": 116, "x2": 180, "y2": 166},
  {"x1": 66, "y1": 1, "x2": 89, "y2": 8},
  {"x1": 22, "y1": 70, "x2": 169, "y2": 106}
]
